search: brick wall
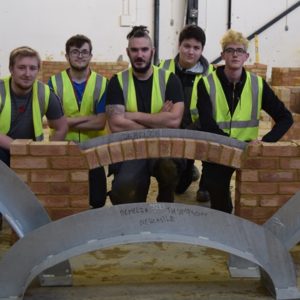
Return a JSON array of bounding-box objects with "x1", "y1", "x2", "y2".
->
[{"x1": 39, "y1": 60, "x2": 129, "y2": 83}]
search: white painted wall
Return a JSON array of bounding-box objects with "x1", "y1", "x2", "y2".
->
[{"x1": 0, "y1": 0, "x2": 299, "y2": 79}]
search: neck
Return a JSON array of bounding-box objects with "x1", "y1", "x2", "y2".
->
[
  {"x1": 224, "y1": 67, "x2": 243, "y2": 84},
  {"x1": 69, "y1": 67, "x2": 90, "y2": 83},
  {"x1": 132, "y1": 66, "x2": 153, "y2": 80}
]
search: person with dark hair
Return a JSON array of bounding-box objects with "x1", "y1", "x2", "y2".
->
[
  {"x1": 0, "y1": 46, "x2": 68, "y2": 166},
  {"x1": 159, "y1": 24, "x2": 214, "y2": 202},
  {"x1": 197, "y1": 29, "x2": 293, "y2": 213},
  {"x1": 106, "y1": 25, "x2": 185, "y2": 204},
  {"x1": 49, "y1": 34, "x2": 108, "y2": 208}
]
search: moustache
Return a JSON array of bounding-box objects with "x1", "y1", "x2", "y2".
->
[{"x1": 134, "y1": 58, "x2": 145, "y2": 63}]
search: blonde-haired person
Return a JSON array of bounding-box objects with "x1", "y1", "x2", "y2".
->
[
  {"x1": 196, "y1": 29, "x2": 293, "y2": 213},
  {"x1": 0, "y1": 46, "x2": 67, "y2": 166}
]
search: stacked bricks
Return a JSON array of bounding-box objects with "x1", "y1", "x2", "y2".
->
[
  {"x1": 10, "y1": 140, "x2": 90, "y2": 220},
  {"x1": 39, "y1": 60, "x2": 129, "y2": 83},
  {"x1": 235, "y1": 141, "x2": 300, "y2": 224},
  {"x1": 244, "y1": 63, "x2": 268, "y2": 80},
  {"x1": 271, "y1": 67, "x2": 300, "y2": 86}
]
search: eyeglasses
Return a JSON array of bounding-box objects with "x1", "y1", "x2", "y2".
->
[
  {"x1": 69, "y1": 49, "x2": 91, "y2": 58},
  {"x1": 223, "y1": 47, "x2": 247, "y2": 55}
]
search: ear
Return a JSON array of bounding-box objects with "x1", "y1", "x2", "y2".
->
[{"x1": 65, "y1": 53, "x2": 69, "y2": 62}]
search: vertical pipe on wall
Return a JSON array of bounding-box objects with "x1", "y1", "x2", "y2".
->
[
  {"x1": 227, "y1": 0, "x2": 232, "y2": 29},
  {"x1": 154, "y1": 0, "x2": 160, "y2": 65}
]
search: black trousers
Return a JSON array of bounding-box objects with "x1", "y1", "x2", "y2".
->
[
  {"x1": 202, "y1": 161, "x2": 235, "y2": 213},
  {"x1": 0, "y1": 147, "x2": 10, "y2": 166},
  {"x1": 89, "y1": 166, "x2": 107, "y2": 208},
  {"x1": 108, "y1": 158, "x2": 182, "y2": 205}
]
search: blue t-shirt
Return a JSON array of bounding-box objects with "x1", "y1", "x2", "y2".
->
[{"x1": 48, "y1": 79, "x2": 106, "y2": 114}]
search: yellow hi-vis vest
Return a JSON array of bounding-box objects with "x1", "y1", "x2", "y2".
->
[
  {"x1": 117, "y1": 66, "x2": 171, "y2": 113},
  {"x1": 202, "y1": 71, "x2": 263, "y2": 141},
  {"x1": 0, "y1": 77, "x2": 50, "y2": 141},
  {"x1": 50, "y1": 70, "x2": 107, "y2": 142},
  {"x1": 159, "y1": 58, "x2": 214, "y2": 122}
]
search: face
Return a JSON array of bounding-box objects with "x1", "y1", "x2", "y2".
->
[
  {"x1": 221, "y1": 43, "x2": 249, "y2": 70},
  {"x1": 66, "y1": 42, "x2": 92, "y2": 71},
  {"x1": 126, "y1": 37, "x2": 154, "y2": 74},
  {"x1": 178, "y1": 38, "x2": 203, "y2": 69},
  {"x1": 9, "y1": 56, "x2": 39, "y2": 93}
]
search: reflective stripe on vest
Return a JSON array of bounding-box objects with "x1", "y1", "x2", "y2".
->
[
  {"x1": 50, "y1": 70, "x2": 107, "y2": 142},
  {"x1": 204, "y1": 71, "x2": 263, "y2": 141},
  {"x1": 0, "y1": 77, "x2": 49, "y2": 141},
  {"x1": 117, "y1": 66, "x2": 170, "y2": 113},
  {"x1": 160, "y1": 59, "x2": 214, "y2": 122}
]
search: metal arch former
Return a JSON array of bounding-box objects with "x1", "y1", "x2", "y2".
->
[
  {"x1": 0, "y1": 161, "x2": 72, "y2": 287},
  {"x1": 0, "y1": 202, "x2": 299, "y2": 300}
]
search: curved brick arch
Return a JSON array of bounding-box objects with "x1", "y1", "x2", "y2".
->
[{"x1": 80, "y1": 129, "x2": 247, "y2": 169}]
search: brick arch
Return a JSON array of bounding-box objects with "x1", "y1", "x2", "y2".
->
[{"x1": 80, "y1": 129, "x2": 247, "y2": 170}]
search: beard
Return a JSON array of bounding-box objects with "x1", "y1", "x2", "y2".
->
[
  {"x1": 130, "y1": 55, "x2": 153, "y2": 74},
  {"x1": 69, "y1": 61, "x2": 89, "y2": 72}
]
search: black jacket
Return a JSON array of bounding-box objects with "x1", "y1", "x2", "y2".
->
[{"x1": 197, "y1": 66, "x2": 293, "y2": 142}]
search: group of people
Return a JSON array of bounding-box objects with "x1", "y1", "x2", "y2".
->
[{"x1": 0, "y1": 24, "x2": 293, "y2": 214}]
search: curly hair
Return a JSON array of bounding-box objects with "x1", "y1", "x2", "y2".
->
[
  {"x1": 127, "y1": 25, "x2": 150, "y2": 39},
  {"x1": 220, "y1": 29, "x2": 249, "y2": 51}
]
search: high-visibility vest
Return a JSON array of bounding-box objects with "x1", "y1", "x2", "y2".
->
[
  {"x1": 202, "y1": 71, "x2": 263, "y2": 141},
  {"x1": 0, "y1": 77, "x2": 50, "y2": 141},
  {"x1": 50, "y1": 70, "x2": 107, "y2": 142},
  {"x1": 159, "y1": 58, "x2": 214, "y2": 122},
  {"x1": 117, "y1": 66, "x2": 171, "y2": 113}
]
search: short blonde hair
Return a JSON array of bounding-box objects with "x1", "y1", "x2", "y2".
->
[
  {"x1": 220, "y1": 29, "x2": 249, "y2": 51},
  {"x1": 9, "y1": 46, "x2": 41, "y2": 70}
]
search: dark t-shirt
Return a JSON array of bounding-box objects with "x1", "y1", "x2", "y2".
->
[
  {"x1": 106, "y1": 71, "x2": 184, "y2": 113},
  {"x1": 8, "y1": 86, "x2": 64, "y2": 139}
]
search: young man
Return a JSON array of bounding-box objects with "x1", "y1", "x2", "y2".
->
[
  {"x1": 197, "y1": 29, "x2": 293, "y2": 213},
  {"x1": 159, "y1": 24, "x2": 214, "y2": 202},
  {"x1": 49, "y1": 35, "x2": 108, "y2": 208},
  {"x1": 106, "y1": 25, "x2": 184, "y2": 204},
  {"x1": 0, "y1": 46, "x2": 68, "y2": 166}
]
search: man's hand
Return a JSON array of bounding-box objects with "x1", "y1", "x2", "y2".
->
[{"x1": 161, "y1": 100, "x2": 174, "y2": 112}]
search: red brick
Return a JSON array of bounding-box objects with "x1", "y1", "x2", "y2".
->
[
  {"x1": 260, "y1": 195, "x2": 290, "y2": 207},
  {"x1": 159, "y1": 138, "x2": 171, "y2": 158},
  {"x1": 147, "y1": 138, "x2": 159, "y2": 158},
  {"x1": 15, "y1": 171, "x2": 29, "y2": 183},
  {"x1": 11, "y1": 157, "x2": 48, "y2": 169},
  {"x1": 49, "y1": 182, "x2": 70, "y2": 194},
  {"x1": 239, "y1": 182, "x2": 278, "y2": 194},
  {"x1": 50, "y1": 156, "x2": 88, "y2": 169},
  {"x1": 207, "y1": 142, "x2": 221, "y2": 163},
  {"x1": 259, "y1": 170, "x2": 296, "y2": 182},
  {"x1": 280, "y1": 158, "x2": 300, "y2": 169},
  {"x1": 10, "y1": 139, "x2": 31, "y2": 155},
  {"x1": 38, "y1": 195, "x2": 69, "y2": 208},
  {"x1": 134, "y1": 139, "x2": 148, "y2": 159},
  {"x1": 96, "y1": 145, "x2": 112, "y2": 166},
  {"x1": 278, "y1": 182, "x2": 300, "y2": 194},
  {"x1": 29, "y1": 182, "x2": 50, "y2": 194},
  {"x1": 219, "y1": 145, "x2": 234, "y2": 167},
  {"x1": 242, "y1": 158, "x2": 278, "y2": 169},
  {"x1": 69, "y1": 195, "x2": 89, "y2": 208},
  {"x1": 184, "y1": 139, "x2": 196, "y2": 159},
  {"x1": 68, "y1": 142, "x2": 83, "y2": 156},
  {"x1": 109, "y1": 142, "x2": 124, "y2": 163},
  {"x1": 194, "y1": 140, "x2": 208, "y2": 161},
  {"x1": 239, "y1": 195, "x2": 259, "y2": 207},
  {"x1": 262, "y1": 142, "x2": 298, "y2": 157},
  {"x1": 29, "y1": 141, "x2": 68, "y2": 156},
  {"x1": 171, "y1": 139, "x2": 184, "y2": 158},
  {"x1": 231, "y1": 148, "x2": 244, "y2": 169},
  {"x1": 49, "y1": 208, "x2": 87, "y2": 220},
  {"x1": 246, "y1": 143, "x2": 262, "y2": 157},
  {"x1": 236, "y1": 206, "x2": 278, "y2": 222},
  {"x1": 70, "y1": 182, "x2": 89, "y2": 195},
  {"x1": 238, "y1": 170, "x2": 258, "y2": 182},
  {"x1": 121, "y1": 140, "x2": 136, "y2": 161},
  {"x1": 70, "y1": 171, "x2": 88, "y2": 182},
  {"x1": 83, "y1": 149, "x2": 100, "y2": 169},
  {"x1": 31, "y1": 170, "x2": 68, "y2": 182}
]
